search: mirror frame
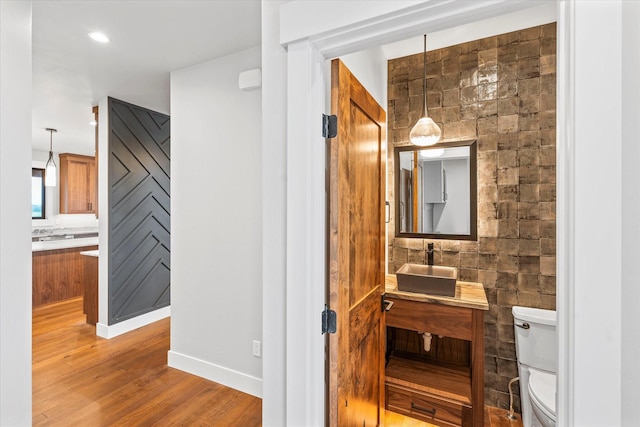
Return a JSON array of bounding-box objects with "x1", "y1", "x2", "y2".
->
[{"x1": 394, "y1": 139, "x2": 477, "y2": 240}]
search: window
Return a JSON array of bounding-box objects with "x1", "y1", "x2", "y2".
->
[{"x1": 32, "y1": 168, "x2": 45, "y2": 219}]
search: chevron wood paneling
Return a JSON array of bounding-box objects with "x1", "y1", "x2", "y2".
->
[{"x1": 108, "y1": 97, "x2": 170, "y2": 324}]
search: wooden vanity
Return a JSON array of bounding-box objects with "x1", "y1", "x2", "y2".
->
[{"x1": 384, "y1": 275, "x2": 489, "y2": 427}]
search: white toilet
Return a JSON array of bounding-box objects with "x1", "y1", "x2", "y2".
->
[{"x1": 512, "y1": 306, "x2": 557, "y2": 427}]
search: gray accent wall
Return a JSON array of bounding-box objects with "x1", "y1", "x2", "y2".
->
[{"x1": 108, "y1": 97, "x2": 170, "y2": 325}]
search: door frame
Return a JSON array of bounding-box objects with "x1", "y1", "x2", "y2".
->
[{"x1": 272, "y1": 1, "x2": 576, "y2": 426}]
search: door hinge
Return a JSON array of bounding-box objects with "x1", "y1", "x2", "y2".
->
[
  {"x1": 322, "y1": 114, "x2": 337, "y2": 138},
  {"x1": 322, "y1": 304, "x2": 337, "y2": 334}
]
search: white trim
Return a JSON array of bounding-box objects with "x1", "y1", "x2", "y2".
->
[
  {"x1": 282, "y1": 0, "x2": 552, "y2": 59},
  {"x1": 0, "y1": 1, "x2": 33, "y2": 423},
  {"x1": 261, "y1": 1, "x2": 288, "y2": 424},
  {"x1": 96, "y1": 306, "x2": 170, "y2": 339},
  {"x1": 570, "y1": 2, "x2": 623, "y2": 424},
  {"x1": 167, "y1": 350, "x2": 262, "y2": 398},
  {"x1": 98, "y1": 96, "x2": 110, "y2": 327},
  {"x1": 621, "y1": 1, "x2": 640, "y2": 424},
  {"x1": 285, "y1": 39, "x2": 326, "y2": 426},
  {"x1": 556, "y1": 2, "x2": 573, "y2": 426}
]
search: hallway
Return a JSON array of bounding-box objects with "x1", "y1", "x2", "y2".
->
[{"x1": 32, "y1": 298, "x2": 261, "y2": 426}]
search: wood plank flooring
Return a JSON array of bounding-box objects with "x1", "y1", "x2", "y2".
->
[
  {"x1": 32, "y1": 298, "x2": 261, "y2": 426},
  {"x1": 385, "y1": 407, "x2": 522, "y2": 426},
  {"x1": 34, "y1": 297, "x2": 523, "y2": 427}
]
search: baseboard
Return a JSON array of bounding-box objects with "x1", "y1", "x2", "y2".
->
[
  {"x1": 96, "y1": 306, "x2": 171, "y2": 339},
  {"x1": 167, "y1": 350, "x2": 262, "y2": 398}
]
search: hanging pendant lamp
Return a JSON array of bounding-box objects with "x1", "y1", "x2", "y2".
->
[
  {"x1": 45, "y1": 128, "x2": 57, "y2": 187},
  {"x1": 410, "y1": 34, "x2": 442, "y2": 146}
]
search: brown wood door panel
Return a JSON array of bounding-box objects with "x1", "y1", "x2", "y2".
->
[
  {"x1": 348, "y1": 104, "x2": 383, "y2": 307},
  {"x1": 328, "y1": 59, "x2": 386, "y2": 426}
]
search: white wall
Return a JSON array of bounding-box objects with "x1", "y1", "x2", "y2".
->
[
  {"x1": 569, "y1": 2, "x2": 622, "y2": 424},
  {"x1": 0, "y1": 1, "x2": 32, "y2": 424},
  {"x1": 169, "y1": 46, "x2": 263, "y2": 398},
  {"x1": 621, "y1": 1, "x2": 640, "y2": 424},
  {"x1": 261, "y1": 0, "x2": 288, "y2": 424},
  {"x1": 338, "y1": 47, "x2": 387, "y2": 111}
]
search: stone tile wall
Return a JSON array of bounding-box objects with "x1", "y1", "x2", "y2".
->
[{"x1": 387, "y1": 23, "x2": 556, "y2": 410}]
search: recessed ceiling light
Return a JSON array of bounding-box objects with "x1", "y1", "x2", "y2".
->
[{"x1": 88, "y1": 32, "x2": 110, "y2": 43}]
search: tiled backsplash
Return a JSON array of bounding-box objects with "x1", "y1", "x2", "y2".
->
[{"x1": 387, "y1": 23, "x2": 556, "y2": 410}]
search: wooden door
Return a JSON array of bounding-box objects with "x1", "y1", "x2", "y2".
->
[{"x1": 328, "y1": 59, "x2": 386, "y2": 426}]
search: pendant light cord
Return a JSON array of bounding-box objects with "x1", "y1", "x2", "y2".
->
[
  {"x1": 46, "y1": 128, "x2": 57, "y2": 166},
  {"x1": 423, "y1": 34, "x2": 428, "y2": 117}
]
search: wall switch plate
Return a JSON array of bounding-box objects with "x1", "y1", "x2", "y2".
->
[{"x1": 252, "y1": 340, "x2": 261, "y2": 357}]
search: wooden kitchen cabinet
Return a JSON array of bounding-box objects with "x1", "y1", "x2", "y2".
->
[{"x1": 59, "y1": 153, "x2": 96, "y2": 214}]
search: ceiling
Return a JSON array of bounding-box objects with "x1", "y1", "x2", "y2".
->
[
  {"x1": 32, "y1": 0, "x2": 262, "y2": 155},
  {"x1": 31, "y1": 1, "x2": 554, "y2": 157}
]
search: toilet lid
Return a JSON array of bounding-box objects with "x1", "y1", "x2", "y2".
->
[{"x1": 529, "y1": 370, "x2": 556, "y2": 417}]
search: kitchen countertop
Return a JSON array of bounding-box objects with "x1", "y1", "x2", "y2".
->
[
  {"x1": 32, "y1": 237, "x2": 99, "y2": 252},
  {"x1": 385, "y1": 274, "x2": 489, "y2": 311},
  {"x1": 31, "y1": 226, "x2": 99, "y2": 252}
]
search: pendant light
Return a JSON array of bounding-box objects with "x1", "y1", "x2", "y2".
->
[
  {"x1": 409, "y1": 34, "x2": 442, "y2": 146},
  {"x1": 45, "y1": 128, "x2": 57, "y2": 187}
]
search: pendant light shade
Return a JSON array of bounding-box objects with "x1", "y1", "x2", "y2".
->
[
  {"x1": 410, "y1": 117, "x2": 442, "y2": 146},
  {"x1": 410, "y1": 34, "x2": 442, "y2": 146},
  {"x1": 45, "y1": 128, "x2": 57, "y2": 187}
]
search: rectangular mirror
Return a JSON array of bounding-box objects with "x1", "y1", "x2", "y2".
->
[{"x1": 394, "y1": 140, "x2": 477, "y2": 240}]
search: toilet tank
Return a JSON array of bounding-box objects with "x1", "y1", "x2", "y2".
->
[{"x1": 512, "y1": 306, "x2": 557, "y2": 373}]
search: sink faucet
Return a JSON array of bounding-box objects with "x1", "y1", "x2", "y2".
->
[{"x1": 426, "y1": 243, "x2": 434, "y2": 266}]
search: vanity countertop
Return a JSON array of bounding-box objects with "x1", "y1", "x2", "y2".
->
[{"x1": 385, "y1": 274, "x2": 489, "y2": 311}]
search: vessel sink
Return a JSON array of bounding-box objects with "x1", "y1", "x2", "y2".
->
[{"x1": 395, "y1": 263, "x2": 458, "y2": 297}]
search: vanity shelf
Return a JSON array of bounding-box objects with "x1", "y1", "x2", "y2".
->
[
  {"x1": 386, "y1": 354, "x2": 472, "y2": 426},
  {"x1": 385, "y1": 275, "x2": 488, "y2": 427}
]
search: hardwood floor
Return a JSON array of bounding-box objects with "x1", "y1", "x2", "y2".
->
[
  {"x1": 32, "y1": 298, "x2": 262, "y2": 426},
  {"x1": 33, "y1": 297, "x2": 523, "y2": 426},
  {"x1": 385, "y1": 406, "x2": 523, "y2": 427}
]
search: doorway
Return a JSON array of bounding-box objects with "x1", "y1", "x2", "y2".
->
[{"x1": 269, "y1": 1, "x2": 567, "y2": 425}]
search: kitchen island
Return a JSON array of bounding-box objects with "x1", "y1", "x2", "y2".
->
[{"x1": 32, "y1": 227, "x2": 98, "y2": 307}]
